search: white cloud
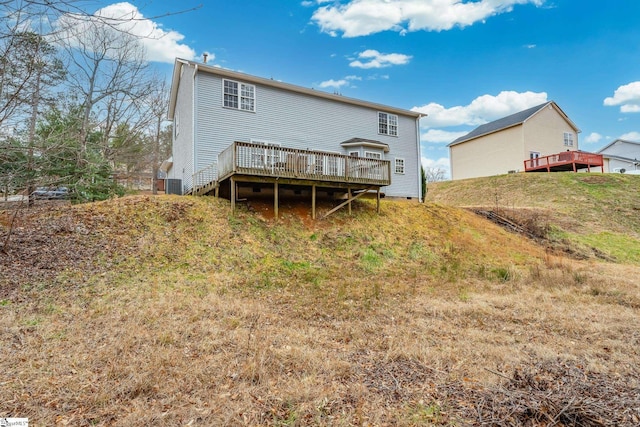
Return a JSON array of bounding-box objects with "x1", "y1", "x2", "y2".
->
[
  {"x1": 584, "y1": 132, "x2": 603, "y2": 144},
  {"x1": 311, "y1": 0, "x2": 544, "y2": 37},
  {"x1": 621, "y1": 105, "x2": 640, "y2": 113},
  {"x1": 421, "y1": 129, "x2": 469, "y2": 143},
  {"x1": 421, "y1": 156, "x2": 451, "y2": 179},
  {"x1": 56, "y1": 2, "x2": 196, "y2": 63},
  {"x1": 349, "y1": 49, "x2": 412, "y2": 69},
  {"x1": 412, "y1": 91, "x2": 548, "y2": 128},
  {"x1": 302, "y1": 0, "x2": 331, "y2": 6},
  {"x1": 366, "y1": 74, "x2": 390, "y2": 80},
  {"x1": 620, "y1": 131, "x2": 640, "y2": 141},
  {"x1": 421, "y1": 156, "x2": 450, "y2": 168},
  {"x1": 604, "y1": 81, "x2": 640, "y2": 113},
  {"x1": 319, "y1": 79, "x2": 349, "y2": 89}
]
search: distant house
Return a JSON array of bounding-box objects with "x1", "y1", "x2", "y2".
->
[
  {"x1": 597, "y1": 139, "x2": 640, "y2": 174},
  {"x1": 166, "y1": 59, "x2": 423, "y2": 213},
  {"x1": 448, "y1": 101, "x2": 583, "y2": 180}
]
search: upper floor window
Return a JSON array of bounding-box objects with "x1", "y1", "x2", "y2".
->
[
  {"x1": 394, "y1": 158, "x2": 405, "y2": 174},
  {"x1": 563, "y1": 132, "x2": 574, "y2": 147},
  {"x1": 378, "y1": 112, "x2": 398, "y2": 136},
  {"x1": 223, "y1": 79, "x2": 255, "y2": 112}
]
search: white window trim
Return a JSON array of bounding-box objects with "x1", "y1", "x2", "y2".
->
[
  {"x1": 223, "y1": 78, "x2": 256, "y2": 112},
  {"x1": 563, "y1": 132, "x2": 574, "y2": 147},
  {"x1": 394, "y1": 157, "x2": 405, "y2": 175},
  {"x1": 364, "y1": 151, "x2": 383, "y2": 160},
  {"x1": 348, "y1": 150, "x2": 360, "y2": 157},
  {"x1": 378, "y1": 111, "x2": 398, "y2": 137}
]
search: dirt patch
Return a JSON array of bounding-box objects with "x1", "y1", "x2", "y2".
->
[
  {"x1": 243, "y1": 196, "x2": 371, "y2": 227},
  {"x1": 577, "y1": 175, "x2": 617, "y2": 185}
]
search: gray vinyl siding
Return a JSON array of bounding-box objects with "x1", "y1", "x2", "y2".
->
[
  {"x1": 193, "y1": 72, "x2": 420, "y2": 198},
  {"x1": 170, "y1": 65, "x2": 195, "y2": 194},
  {"x1": 600, "y1": 141, "x2": 640, "y2": 159}
]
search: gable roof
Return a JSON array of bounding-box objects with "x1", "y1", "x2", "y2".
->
[
  {"x1": 168, "y1": 58, "x2": 423, "y2": 121},
  {"x1": 597, "y1": 139, "x2": 640, "y2": 154},
  {"x1": 448, "y1": 101, "x2": 580, "y2": 147}
]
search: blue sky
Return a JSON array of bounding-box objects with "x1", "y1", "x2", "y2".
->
[{"x1": 88, "y1": 0, "x2": 640, "y2": 177}]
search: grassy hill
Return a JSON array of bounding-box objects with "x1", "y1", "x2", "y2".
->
[
  {"x1": 426, "y1": 172, "x2": 640, "y2": 264},
  {"x1": 1, "y1": 192, "x2": 639, "y2": 425}
]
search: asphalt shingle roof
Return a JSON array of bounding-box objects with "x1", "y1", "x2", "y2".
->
[{"x1": 449, "y1": 102, "x2": 551, "y2": 146}]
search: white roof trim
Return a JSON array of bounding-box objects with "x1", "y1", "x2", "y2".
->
[
  {"x1": 341, "y1": 140, "x2": 390, "y2": 153},
  {"x1": 168, "y1": 58, "x2": 422, "y2": 120}
]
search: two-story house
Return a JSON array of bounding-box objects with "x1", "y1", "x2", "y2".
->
[
  {"x1": 166, "y1": 59, "x2": 423, "y2": 213},
  {"x1": 448, "y1": 101, "x2": 591, "y2": 180}
]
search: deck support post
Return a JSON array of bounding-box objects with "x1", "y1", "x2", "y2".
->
[
  {"x1": 274, "y1": 181, "x2": 279, "y2": 220},
  {"x1": 312, "y1": 184, "x2": 316, "y2": 220},
  {"x1": 230, "y1": 177, "x2": 236, "y2": 214},
  {"x1": 348, "y1": 188, "x2": 352, "y2": 215},
  {"x1": 376, "y1": 187, "x2": 380, "y2": 213}
]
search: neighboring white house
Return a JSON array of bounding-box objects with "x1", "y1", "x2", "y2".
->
[
  {"x1": 166, "y1": 59, "x2": 423, "y2": 202},
  {"x1": 597, "y1": 139, "x2": 640, "y2": 174},
  {"x1": 448, "y1": 101, "x2": 581, "y2": 180}
]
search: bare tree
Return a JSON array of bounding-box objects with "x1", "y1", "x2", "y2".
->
[
  {"x1": 424, "y1": 166, "x2": 448, "y2": 183},
  {"x1": 54, "y1": 15, "x2": 153, "y2": 158},
  {"x1": 147, "y1": 79, "x2": 170, "y2": 194}
]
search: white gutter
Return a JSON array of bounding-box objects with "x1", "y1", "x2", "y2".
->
[
  {"x1": 192, "y1": 63, "x2": 198, "y2": 191},
  {"x1": 416, "y1": 114, "x2": 425, "y2": 202}
]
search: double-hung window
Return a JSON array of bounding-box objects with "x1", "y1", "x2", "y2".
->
[
  {"x1": 223, "y1": 79, "x2": 255, "y2": 112},
  {"x1": 365, "y1": 151, "x2": 382, "y2": 160},
  {"x1": 378, "y1": 112, "x2": 398, "y2": 136},
  {"x1": 394, "y1": 158, "x2": 405, "y2": 174},
  {"x1": 563, "y1": 132, "x2": 574, "y2": 147}
]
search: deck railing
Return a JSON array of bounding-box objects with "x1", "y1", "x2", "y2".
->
[
  {"x1": 217, "y1": 141, "x2": 391, "y2": 186},
  {"x1": 524, "y1": 151, "x2": 603, "y2": 171},
  {"x1": 191, "y1": 161, "x2": 218, "y2": 195}
]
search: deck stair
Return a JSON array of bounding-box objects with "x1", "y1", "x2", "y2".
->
[
  {"x1": 191, "y1": 162, "x2": 219, "y2": 196},
  {"x1": 192, "y1": 180, "x2": 218, "y2": 196}
]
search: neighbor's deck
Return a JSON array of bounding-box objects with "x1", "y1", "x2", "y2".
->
[{"x1": 524, "y1": 151, "x2": 604, "y2": 173}]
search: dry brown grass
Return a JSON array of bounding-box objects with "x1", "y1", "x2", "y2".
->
[
  {"x1": 426, "y1": 172, "x2": 640, "y2": 264},
  {"x1": 1, "y1": 195, "x2": 639, "y2": 425}
]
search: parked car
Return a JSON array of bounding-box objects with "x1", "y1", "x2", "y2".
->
[{"x1": 31, "y1": 186, "x2": 70, "y2": 200}]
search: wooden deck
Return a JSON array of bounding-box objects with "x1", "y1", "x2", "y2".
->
[
  {"x1": 217, "y1": 141, "x2": 390, "y2": 185},
  {"x1": 524, "y1": 151, "x2": 604, "y2": 173},
  {"x1": 191, "y1": 141, "x2": 392, "y2": 218}
]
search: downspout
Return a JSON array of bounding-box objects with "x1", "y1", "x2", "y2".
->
[
  {"x1": 193, "y1": 63, "x2": 198, "y2": 193},
  {"x1": 415, "y1": 114, "x2": 425, "y2": 202}
]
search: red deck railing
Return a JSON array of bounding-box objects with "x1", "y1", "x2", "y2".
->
[{"x1": 524, "y1": 151, "x2": 603, "y2": 172}]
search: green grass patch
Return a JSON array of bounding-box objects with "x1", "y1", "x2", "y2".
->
[{"x1": 576, "y1": 232, "x2": 640, "y2": 264}]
